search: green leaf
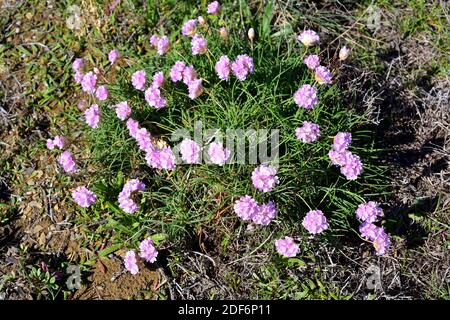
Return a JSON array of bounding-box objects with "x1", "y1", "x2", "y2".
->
[{"x1": 98, "y1": 243, "x2": 122, "y2": 258}]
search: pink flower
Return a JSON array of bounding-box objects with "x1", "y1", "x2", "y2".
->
[
  {"x1": 145, "y1": 147, "x2": 176, "y2": 170},
  {"x1": 153, "y1": 71, "x2": 165, "y2": 88},
  {"x1": 215, "y1": 55, "x2": 231, "y2": 80},
  {"x1": 46, "y1": 136, "x2": 65, "y2": 150},
  {"x1": 81, "y1": 71, "x2": 97, "y2": 94},
  {"x1": 298, "y1": 30, "x2": 320, "y2": 46},
  {"x1": 340, "y1": 153, "x2": 363, "y2": 180},
  {"x1": 315, "y1": 66, "x2": 333, "y2": 84},
  {"x1": 84, "y1": 104, "x2": 101, "y2": 128},
  {"x1": 231, "y1": 54, "x2": 254, "y2": 81},
  {"x1": 135, "y1": 127, "x2": 153, "y2": 152},
  {"x1": 275, "y1": 236, "x2": 300, "y2": 257},
  {"x1": 197, "y1": 16, "x2": 206, "y2": 26},
  {"x1": 145, "y1": 86, "x2": 167, "y2": 109},
  {"x1": 293, "y1": 84, "x2": 318, "y2": 109},
  {"x1": 191, "y1": 34, "x2": 208, "y2": 55},
  {"x1": 150, "y1": 35, "x2": 159, "y2": 47},
  {"x1": 182, "y1": 65, "x2": 198, "y2": 85},
  {"x1": 234, "y1": 195, "x2": 259, "y2": 221},
  {"x1": 74, "y1": 71, "x2": 84, "y2": 84},
  {"x1": 333, "y1": 132, "x2": 352, "y2": 152},
  {"x1": 187, "y1": 78, "x2": 203, "y2": 99},
  {"x1": 356, "y1": 201, "x2": 383, "y2": 223},
  {"x1": 139, "y1": 238, "x2": 158, "y2": 263},
  {"x1": 251, "y1": 164, "x2": 279, "y2": 192},
  {"x1": 115, "y1": 101, "x2": 131, "y2": 121},
  {"x1": 118, "y1": 179, "x2": 146, "y2": 214},
  {"x1": 304, "y1": 54, "x2": 320, "y2": 70},
  {"x1": 252, "y1": 200, "x2": 277, "y2": 225},
  {"x1": 170, "y1": 61, "x2": 186, "y2": 82},
  {"x1": 339, "y1": 45, "x2": 350, "y2": 61},
  {"x1": 72, "y1": 58, "x2": 84, "y2": 72},
  {"x1": 108, "y1": 49, "x2": 119, "y2": 64},
  {"x1": 328, "y1": 149, "x2": 351, "y2": 166},
  {"x1": 295, "y1": 121, "x2": 320, "y2": 143},
  {"x1": 359, "y1": 222, "x2": 378, "y2": 241},
  {"x1": 182, "y1": 19, "x2": 197, "y2": 37},
  {"x1": 302, "y1": 210, "x2": 329, "y2": 234},
  {"x1": 207, "y1": 1, "x2": 221, "y2": 15},
  {"x1": 131, "y1": 70, "x2": 146, "y2": 91},
  {"x1": 95, "y1": 85, "x2": 108, "y2": 101},
  {"x1": 46, "y1": 139, "x2": 55, "y2": 150},
  {"x1": 373, "y1": 227, "x2": 390, "y2": 256},
  {"x1": 179, "y1": 139, "x2": 200, "y2": 164},
  {"x1": 118, "y1": 196, "x2": 139, "y2": 214},
  {"x1": 157, "y1": 36, "x2": 170, "y2": 55},
  {"x1": 207, "y1": 142, "x2": 230, "y2": 165},
  {"x1": 59, "y1": 150, "x2": 77, "y2": 173},
  {"x1": 124, "y1": 250, "x2": 139, "y2": 275},
  {"x1": 126, "y1": 118, "x2": 139, "y2": 139},
  {"x1": 219, "y1": 27, "x2": 228, "y2": 39},
  {"x1": 72, "y1": 186, "x2": 96, "y2": 208}
]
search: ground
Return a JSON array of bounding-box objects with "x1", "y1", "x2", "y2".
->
[{"x1": 0, "y1": 0, "x2": 449, "y2": 300}]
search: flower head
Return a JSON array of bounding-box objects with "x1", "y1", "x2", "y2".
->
[
  {"x1": 359, "y1": 222, "x2": 378, "y2": 241},
  {"x1": 339, "y1": 45, "x2": 350, "y2": 61},
  {"x1": 295, "y1": 121, "x2": 320, "y2": 143},
  {"x1": 72, "y1": 58, "x2": 84, "y2": 72},
  {"x1": 95, "y1": 85, "x2": 108, "y2": 101},
  {"x1": 145, "y1": 86, "x2": 166, "y2": 109},
  {"x1": 373, "y1": 227, "x2": 390, "y2": 256},
  {"x1": 304, "y1": 54, "x2": 320, "y2": 70},
  {"x1": 315, "y1": 66, "x2": 333, "y2": 84},
  {"x1": 81, "y1": 71, "x2": 97, "y2": 94},
  {"x1": 179, "y1": 139, "x2": 200, "y2": 164},
  {"x1": 207, "y1": 1, "x2": 221, "y2": 15},
  {"x1": 208, "y1": 142, "x2": 230, "y2": 165},
  {"x1": 275, "y1": 236, "x2": 300, "y2": 257},
  {"x1": 252, "y1": 201, "x2": 277, "y2": 225},
  {"x1": 74, "y1": 71, "x2": 84, "y2": 84},
  {"x1": 131, "y1": 70, "x2": 146, "y2": 91},
  {"x1": 293, "y1": 84, "x2": 318, "y2": 109},
  {"x1": 231, "y1": 54, "x2": 254, "y2": 81},
  {"x1": 187, "y1": 78, "x2": 203, "y2": 99},
  {"x1": 298, "y1": 30, "x2": 320, "y2": 46},
  {"x1": 150, "y1": 35, "x2": 159, "y2": 47},
  {"x1": 234, "y1": 195, "x2": 259, "y2": 221},
  {"x1": 115, "y1": 101, "x2": 131, "y2": 121},
  {"x1": 182, "y1": 19, "x2": 197, "y2": 37},
  {"x1": 153, "y1": 71, "x2": 165, "y2": 88},
  {"x1": 182, "y1": 65, "x2": 198, "y2": 85},
  {"x1": 356, "y1": 201, "x2": 383, "y2": 223},
  {"x1": 333, "y1": 132, "x2": 352, "y2": 152},
  {"x1": 328, "y1": 149, "x2": 351, "y2": 166},
  {"x1": 126, "y1": 118, "x2": 139, "y2": 139},
  {"x1": 84, "y1": 104, "x2": 101, "y2": 129},
  {"x1": 170, "y1": 61, "x2": 186, "y2": 82},
  {"x1": 191, "y1": 34, "x2": 208, "y2": 55},
  {"x1": 340, "y1": 152, "x2": 363, "y2": 180},
  {"x1": 139, "y1": 238, "x2": 158, "y2": 263},
  {"x1": 59, "y1": 150, "x2": 77, "y2": 173},
  {"x1": 72, "y1": 186, "x2": 96, "y2": 208},
  {"x1": 156, "y1": 36, "x2": 170, "y2": 55},
  {"x1": 251, "y1": 164, "x2": 279, "y2": 192},
  {"x1": 215, "y1": 55, "x2": 231, "y2": 81},
  {"x1": 108, "y1": 49, "x2": 119, "y2": 64},
  {"x1": 302, "y1": 210, "x2": 329, "y2": 234},
  {"x1": 124, "y1": 250, "x2": 139, "y2": 275},
  {"x1": 198, "y1": 16, "x2": 206, "y2": 26},
  {"x1": 47, "y1": 136, "x2": 65, "y2": 150}
]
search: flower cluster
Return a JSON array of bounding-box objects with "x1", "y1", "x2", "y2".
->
[
  {"x1": 170, "y1": 61, "x2": 203, "y2": 99},
  {"x1": 356, "y1": 201, "x2": 390, "y2": 255},
  {"x1": 275, "y1": 236, "x2": 300, "y2": 258},
  {"x1": 58, "y1": 150, "x2": 77, "y2": 173},
  {"x1": 191, "y1": 34, "x2": 208, "y2": 55},
  {"x1": 118, "y1": 179, "x2": 146, "y2": 214},
  {"x1": 124, "y1": 238, "x2": 159, "y2": 275},
  {"x1": 46, "y1": 135, "x2": 65, "y2": 150},
  {"x1": 150, "y1": 35, "x2": 170, "y2": 55},
  {"x1": 302, "y1": 210, "x2": 329, "y2": 234},
  {"x1": 298, "y1": 30, "x2": 320, "y2": 47},
  {"x1": 234, "y1": 196, "x2": 277, "y2": 225},
  {"x1": 315, "y1": 66, "x2": 333, "y2": 84},
  {"x1": 145, "y1": 71, "x2": 167, "y2": 109},
  {"x1": 207, "y1": 142, "x2": 230, "y2": 165},
  {"x1": 304, "y1": 54, "x2": 320, "y2": 70},
  {"x1": 295, "y1": 121, "x2": 320, "y2": 143},
  {"x1": 84, "y1": 104, "x2": 101, "y2": 129},
  {"x1": 215, "y1": 54, "x2": 255, "y2": 81},
  {"x1": 115, "y1": 101, "x2": 131, "y2": 121},
  {"x1": 207, "y1": 1, "x2": 221, "y2": 15},
  {"x1": 328, "y1": 132, "x2": 363, "y2": 180},
  {"x1": 179, "y1": 139, "x2": 201, "y2": 164},
  {"x1": 72, "y1": 186, "x2": 97, "y2": 208},
  {"x1": 95, "y1": 85, "x2": 108, "y2": 101},
  {"x1": 251, "y1": 164, "x2": 279, "y2": 192},
  {"x1": 293, "y1": 84, "x2": 318, "y2": 109},
  {"x1": 108, "y1": 49, "x2": 119, "y2": 64},
  {"x1": 182, "y1": 19, "x2": 198, "y2": 37},
  {"x1": 131, "y1": 70, "x2": 146, "y2": 91},
  {"x1": 81, "y1": 71, "x2": 97, "y2": 93}
]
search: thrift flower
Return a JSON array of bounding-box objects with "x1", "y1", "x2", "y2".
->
[
  {"x1": 139, "y1": 238, "x2": 158, "y2": 263},
  {"x1": 115, "y1": 101, "x2": 131, "y2": 121},
  {"x1": 84, "y1": 104, "x2": 101, "y2": 129},
  {"x1": 251, "y1": 164, "x2": 279, "y2": 192},
  {"x1": 182, "y1": 19, "x2": 197, "y2": 37},
  {"x1": 118, "y1": 196, "x2": 139, "y2": 214},
  {"x1": 293, "y1": 84, "x2": 318, "y2": 109},
  {"x1": 72, "y1": 186, "x2": 96, "y2": 208},
  {"x1": 108, "y1": 49, "x2": 119, "y2": 64},
  {"x1": 295, "y1": 121, "x2": 320, "y2": 143},
  {"x1": 170, "y1": 61, "x2": 186, "y2": 82},
  {"x1": 72, "y1": 58, "x2": 84, "y2": 72},
  {"x1": 187, "y1": 78, "x2": 203, "y2": 99},
  {"x1": 81, "y1": 71, "x2": 97, "y2": 94},
  {"x1": 150, "y1": 35, "x2": 159, "y2": 47},
  {"x1": 356, "y1": 201, "x2": 383, "y2": 223},
  {"x1": 59, "y1": 150, "x2": 77, "y2": 173},
  {"x1": 145, "y1": 86, "x2": 166, "y2": 109},
  {"x1": 191, "y1": 34, "x2": 208, "y2": 55},
  {"x1": 328, "y1": 149, "x2": 351, "y2": 166},
  {"x1": 298, "y1": 30, "x2": 320, "y2": 47},
  {"x1": 46, "y1": 139, "x2": 55, "y2": 150},
  {"x1": 252, "y1": 201, "x2": 277, "y2": 225},
  {"x1": 46, "y1": 136, "x2": 65, "y2": 150},
  {"x1": 248, "y1": 28, "x2": 255, "y2": 41},
  {"x1": 302, "y1": 210, "x2": 329, "y2": 234},
  {"x1": 219, "y1": 27, "x2": 228, "y2": 39},
  {"x1": 207, "y1": 142, "x2": 230, "y2": 165},
  {"x1": 207, "y1": 1, "x2": 221, "y2": 15},
  {"x1": 157, "y1": 36, "x2": 170, "y2": 55},
  {"x1": 339, "y1": 45, "x2": 350, "y2": 61},
  {"x1": 126, "y1": 118, "x2": 139, "y2": 139},
  {"x1": 340, "y1": 153, "x2": 363, "y2": 180},
  {"x1": 131, "y1": 70, "x2": 146, "y2": 91},
  {"x1": 231, "y1": 54, "x2": 254, "y2": 81},
  {"x1": 315, "y1": 66, "x2": 333, "y2": 84},
  {"x1": 373, "y1": 227, "x2": 390, "y2": 256},
  {"x1": 95, "y1": 85, "x2": 108, "y2": 101},
  {"x1": 333, "y1": 132, "x2": 352, "y2": 152},
  {"x1": 153, "y1": 71, "x2": 165, "y2": 88},
  {"x1": 275, "y1": 236, "x2": 300, "y2": 258},
  {"x1": 215, "y1": 55, "x2": 231, "y2": 80},
  {"x1": 198, "y1": 16, "x2": 206, "y2": 26},
  {"x1": 234, "y1": 195, "x2": 259, "y2": 221},
  {"x1": 359, "y1": 222, "x2": 378, "y2": 241},
  {"x1": 182, "y1": 65, "x2": 198, "y2": 85},
  {"x1": 124, "y1": 250, "x2": 139, "y2": 275},
  {"x1": 179, "y1": 139, "x2": 200, "y2": 164},
  {"x1": 74, "y1": 71, "x2": 84, "y2": 84},
  {"x1": 135, "y1": 127, "x2": 153, "y2": 151},
  {"x1": 146, "y1": 147, "x2": 176, "y2": 170},
  {"x1": 304, "y1": 54, "x2": 320, "y2": 70}
]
